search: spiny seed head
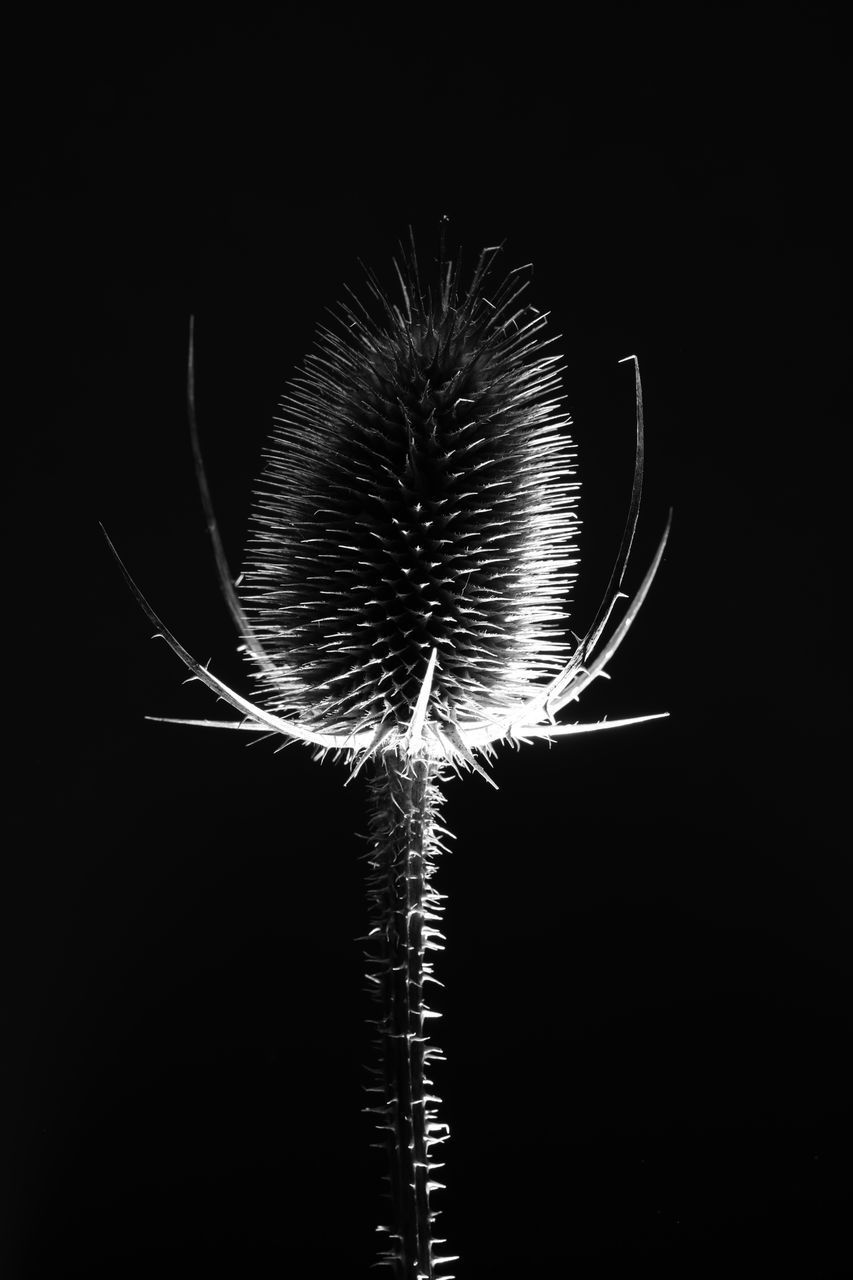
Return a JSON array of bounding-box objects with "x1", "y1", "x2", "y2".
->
[{"x1": 239, "y1": 236, "x2": 580, "y2": 738}]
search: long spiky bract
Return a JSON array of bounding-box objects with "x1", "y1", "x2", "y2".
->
[{"x1": 104, "y1": 231, "x2": 669, "y2": 1279}]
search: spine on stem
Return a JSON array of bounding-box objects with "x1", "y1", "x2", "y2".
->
[{"x1": 363, "y1": 751, "x2": 457, "y2": 1279}]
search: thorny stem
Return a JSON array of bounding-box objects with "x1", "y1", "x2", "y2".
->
[{"x1": 363, "y1": 752, "x2": 457, "y2": 1279}]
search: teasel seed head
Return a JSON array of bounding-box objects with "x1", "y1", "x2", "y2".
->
[
  {"x1": 240, "y1": 235, "x2": 580, "y2": 742},
  {"x1": 104, "y1": 229, "x2": 669, "y2": 778}
]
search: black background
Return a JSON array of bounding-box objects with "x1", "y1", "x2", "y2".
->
[{"x1": 5, "y1": 7, "x2": 849, "y2": 1277}]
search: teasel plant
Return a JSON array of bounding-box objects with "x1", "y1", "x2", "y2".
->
[{"x1": 104, "y1": 228, "x2": 670, "y2": 1279}]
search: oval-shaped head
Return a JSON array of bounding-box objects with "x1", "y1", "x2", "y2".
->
[{"x1": 239, "y1": 236, "x2": 580, "y2": 737}]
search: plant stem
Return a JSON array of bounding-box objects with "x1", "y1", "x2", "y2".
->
[{"x1": 363, "y1": 752, "x2": 456, "y2": 1279}]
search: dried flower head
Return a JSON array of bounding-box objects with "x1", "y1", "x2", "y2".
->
[{"x1": 106, "y1": 232, "x2": 669, "y2": 781}]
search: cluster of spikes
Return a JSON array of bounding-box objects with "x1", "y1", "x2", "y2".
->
[
  {"x1": 362, "y1": 756, "x2": 457, "y2": 1276},
  {"x1": 105, "y1": 232, "x2": 670, "y2": 787},
  {"x1": 105, "y1": 231, "x2": 669, "y2": 1278}
]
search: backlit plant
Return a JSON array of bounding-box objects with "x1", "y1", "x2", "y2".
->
[{"x1": 106, "y1": 230, "x2": 669, "y2": 1278}]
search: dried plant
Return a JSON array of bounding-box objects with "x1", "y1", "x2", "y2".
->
[{"x1": 105, "y1": 230, "x2": 669, "y2": 1278}]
